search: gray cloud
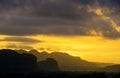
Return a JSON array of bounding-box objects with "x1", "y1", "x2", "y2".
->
[
  {"x1": 0, "y1": 0, "x2": 120, "y2": 39},
  {"x1": 0, "y1": 36, "x2": 42, "y2": 43},
  {"x1": 4, "y1": 43, "x2": 33, "y2": 50}
]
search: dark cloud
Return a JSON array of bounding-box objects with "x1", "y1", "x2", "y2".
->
[
  {"x1": 0, "y1": 36, "x2": 42, "y2": 43},
  {"x1": 0, "y1": 14, "x2": 119, "y2": 39},
  {"x1": 99, "y1": 0, "x2": 120, "y2": 7},
  {"x1": 0, "y1": 0, "x2": 120, "y2": 39},
  {"x1": 0, "y1": 15, "x2": 82, "y2": 35},
  {"x1": 97, "y1": 0, "x2": 120, "y2": 26},
  {"x1": 0, "y1": 0, "x2": 95, "y2": 19},
  {"x1": 5, "y1": 43, "x2": 33, "y2": 50}
]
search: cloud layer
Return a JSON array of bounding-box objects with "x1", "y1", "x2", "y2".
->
[
  {"x1": 0, "y1": 0, "x2": 120, "y2": 39},
  {"x1": 0, "y1": 36, "x2": 41, "y2": 43}
]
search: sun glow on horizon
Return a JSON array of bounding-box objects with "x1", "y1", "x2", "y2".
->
[{"x1": 0, "y1": 34, "x2": 120, "y2": 64}]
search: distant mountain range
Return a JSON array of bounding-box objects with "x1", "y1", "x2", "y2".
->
[
  {"x1": 100, "y1": 65, "x2": 120, "y2": 72},
  {"x1": 29, "y1": 50, "x2": 100, "y2": 71},
  {"x1": 16, "y1": 49, "x2": 119, "y2": 72}
]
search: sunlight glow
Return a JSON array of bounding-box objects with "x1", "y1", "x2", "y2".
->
[
  {"x1": 29, "y1": 35, "x2": 120, "y2": 64},
  {"x1": 0, "y1": 35, "x2": 120, "y2": 64}
]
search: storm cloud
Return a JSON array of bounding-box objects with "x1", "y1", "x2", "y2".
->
[{"x1": 0, "y1": 0, "x2": 120, "y2": 39}]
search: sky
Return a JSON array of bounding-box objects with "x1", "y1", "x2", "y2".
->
[{"x1": 0, "y1": 0, "x2": 120, "y2": 64}]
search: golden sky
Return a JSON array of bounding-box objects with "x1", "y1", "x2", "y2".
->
[{"x1": 0, "y1": 34, "x2": 120, "y2": 64}]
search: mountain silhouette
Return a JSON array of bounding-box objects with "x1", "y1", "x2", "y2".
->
[
  {"x1": 28, "y1": 50, "x2": 100, "y2": 71},
  {"x1": 0, "y1": 49, "x2": 38, "y2": 73},
  {"x1": 0, "y1": 49, "x2": 60, "y2": 73},
  {"x1": 101, "y1": 64, "x2": 120, "y2": 72},
  {"x1": 38, "y1": 58, "x2": 59, "y2": 72},
  {"x1": 16, "y1": 49, "x2": 116, "y2": 72}
]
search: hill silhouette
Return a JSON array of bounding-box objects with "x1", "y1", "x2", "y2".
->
[
  {"x1": 0, "y1": 49, "x2": 60, "y2": 73},
  {"x1": 101, "y1": 64, "x2": 120, "y2": 72},
  {"x1": 16, "y1": 49, "x2": 118, "y2": 72},
  {"x1": 0, "y1": 49, "x2": 38, "y2": 73},
  {"x1": 38, "y1": 58, "x2": 59, "y2": 72},
  {"x1": 28, "y1": 50, "x2": 101, "y2": 71}
]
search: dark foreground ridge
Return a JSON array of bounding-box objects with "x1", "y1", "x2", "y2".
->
[
  {"x1": 0, "y1": 72, "x2": 120, "y2": 78},
  {"x1": 0, "y1": 49, "x2": 59, "y2": 73},
  {"x1": 0, "y1": 49, "x2": 120, "y2": 78},
  {"x1": 0, "y1": 49, "x2": 38, "y2": 73}
]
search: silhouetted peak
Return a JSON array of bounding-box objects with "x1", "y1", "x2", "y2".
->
[
  {"x1": 21, "y1": 53, "x2": 37, "y2": 59},
  {"x1": 51, "y1": 52, "x2": 70, "y2": 56},
  {"x1": 41, "y1": 51, "x2": 50, "y2": 54},
  {"x1": 29, "y1": 49, "x2": 38, "y2": 52},
  {"x1": 101, "y1": 64, "x2": 120, "y2": 72},
  {"x1": 0, "y1": 49, "x2": 18, "y2": 55},
  {"x1": 51, "y1": 52, "x2": 82, "y2": 60},
  {"x1": 105, "y1": 64, "x2": 120, "y2": 69},
  {"x1": 38, "y1": 58, "x2": 59, "y2": 72},
  {"x1": 0, "y1": 49, "x2": 38, "y2": 73},
  {"x1": 15, "y1": 49, "x2": 28, "y2": 54},
  {"x1": 29, "y1": 49, "x2": 39, "y2": 55}
]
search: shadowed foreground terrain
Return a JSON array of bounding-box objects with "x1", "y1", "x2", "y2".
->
[
  {"x1": 0, "y1": 49, "x2": 59, "y2": 73},
  {"x1": 0, "y1": 49, "x2": 38, "y2": 73},
  {"x1": 0, "y1": 72, "x2": 120, "y2": 78},
  {"x1": 0, "y1": 49, "x2": 120, "y2": 78}
]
